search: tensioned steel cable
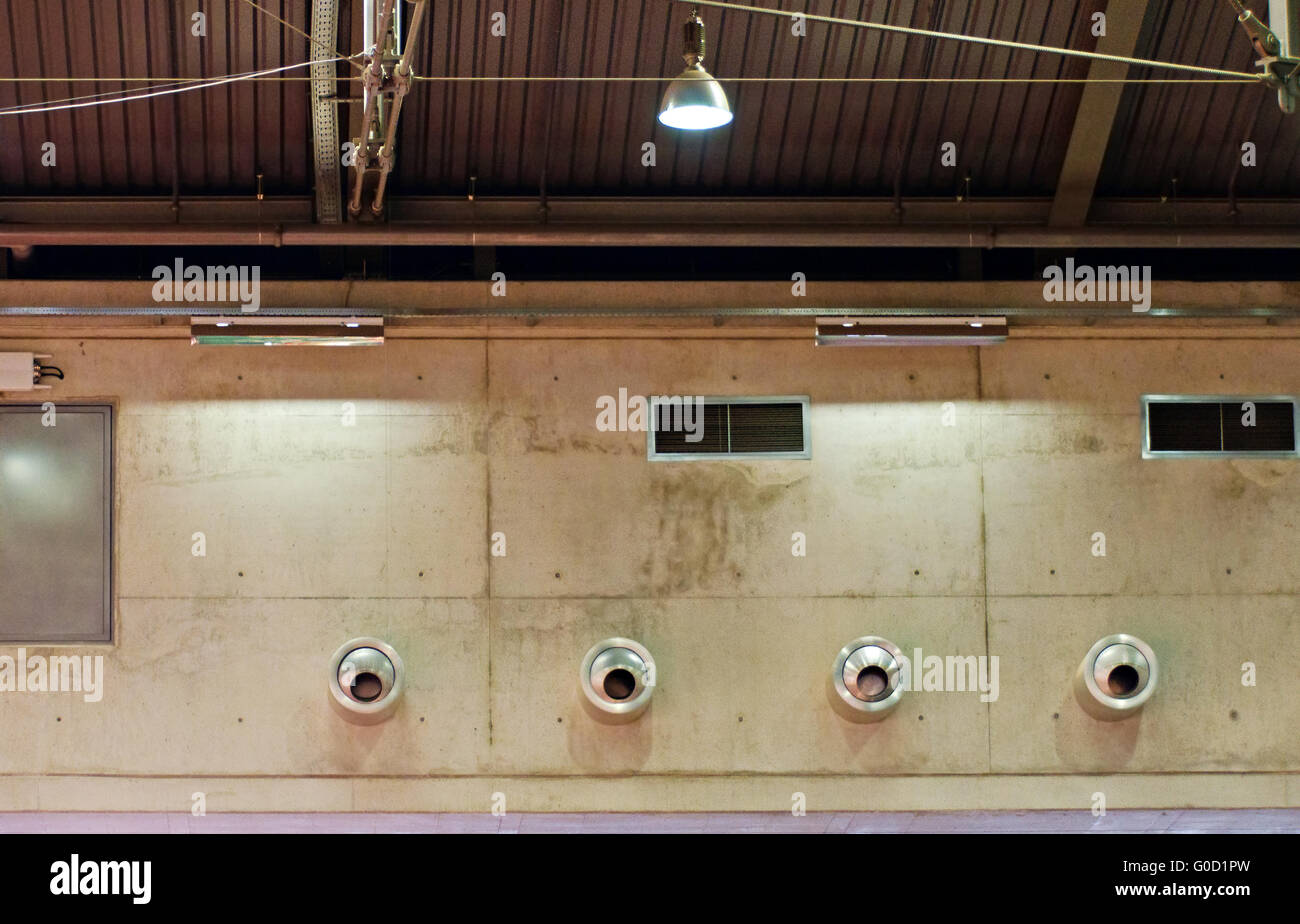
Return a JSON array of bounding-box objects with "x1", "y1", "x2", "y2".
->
[
  {"x1": 0, "y1": 76, "x2": 1257, "y2": 84},
  {"x1": 237, "y1": 0, "x2": 367, "y2": 72},
  {"x1": 0, "y1": 76, "x2": 1253, "y2": 118},
  {"x1": 0, "y1": 60, "x2": 348, "y2": 117},
  {"x1": 675, "y1": 0, "x2": 1263, "y2": 81},
  {"x1": 406, "y1": 76, "x2": 1255, "y2": 84},
  {"x1": 0, "y1": 76, "x2": 340, "y2": 82},
  {"x1": 0, "y1": 3, "x2": 1260, "y2": 115},
  {"x1": 0, "y1": 70, "x2": 354, "y2": 111}
]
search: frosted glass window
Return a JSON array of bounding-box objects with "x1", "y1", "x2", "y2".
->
[{"x1": 0, "y1": 404, "x2": 112, "y2": 642}]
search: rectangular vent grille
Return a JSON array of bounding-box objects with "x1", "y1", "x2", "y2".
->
[
  {"x1": 648, "y1": 396, "x2": 810, "y2": 460},
  {"x1": 1142, "y1": 396, "x2": 1299, "y2": 458}
]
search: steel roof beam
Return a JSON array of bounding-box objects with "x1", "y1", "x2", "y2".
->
[
  {"x1": 1049, "y1": 0, "x2": 1155, "y2": 227},
  {"x1": 2, "y1": 221, "x2": 1298, "y2": 248},
  {"x1": 4, "y1": 195, "x2": 1300, "y2": 228},
  {"x1": 310, "y1": 0, "x2": 344, "y2": 224}
]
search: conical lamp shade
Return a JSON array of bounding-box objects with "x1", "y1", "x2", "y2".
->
[{"x1": 658, "y1": 64, "x2": 733, "y2": 130}]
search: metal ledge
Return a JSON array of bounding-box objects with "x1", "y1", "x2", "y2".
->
[
  {"x1": 3, "y1": 275, "x2": 1300, "y2": 321},
  {"x1": 2, "y1": 221, "x2": 1299, "y2": 248},
  {"x1": 1, "y1": 196, "x2": 1298, "y2": 247}
]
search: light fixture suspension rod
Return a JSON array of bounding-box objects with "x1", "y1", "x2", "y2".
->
[
  {"x1": 684, "y1": 7, "x2": 706, "y2": 64},
  {"x1": 395, "y1": 0, "x2": 427, "y2": 79},
  {"x1": 349, "y1": 0, "x2": 396, "y2": 217},
  {"x1": 371, "y1": 0, "x2": 428, "y2": 215},
  {"x1": 674, "y1": 0, "x2": 1263, "y2": 81}
]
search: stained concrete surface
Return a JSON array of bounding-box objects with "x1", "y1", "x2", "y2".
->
[
  {"x1": 0, "y1": 810, "x2": 1294, "y2": 834},
  {"x1": 0, "y1": 335, "x2": 1296, "y2": 811}
]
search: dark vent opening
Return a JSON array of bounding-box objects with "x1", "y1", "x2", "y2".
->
[
  {"x1": 1147, "y1": 399, "x2": 1297, "y2": 455},
  {"x1": 603, "y1": 669, "x2": 636, "y2": 701},
  {"x1": 857, "y1": 666, "x2": 889, "y2": 698},
  {"x1": 727, "y1": 402, "x2": 806, "y2": 453},
  {"x1": 1223, "y1": 401, "x2": 1296, "y2": 452},
  {"x1": 652, "y1": 401, "x2": 726, "y2": 453},
  {"x1": 351, "y1": 673, "x2": 382, "y2": 702},
  {"x1": 650, "y1": 398, "x2": 809, "y2": 458},
  {"x1": 1108, "y1": 665, "x2": 1140, "y2": 697},
  {"x1": 1147, "y1": 402, "x2": 1221, "y2": 452}
]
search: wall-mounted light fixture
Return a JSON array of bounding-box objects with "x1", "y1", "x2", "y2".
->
[
  {"x1": 815, "y1": 316, "x2": 1007, "y2": 346},
  {"x1": 579, "y1": 637, "x2": 656, "y2": 722},
  {"x1": 190, "y1": 316, "x2": 384, "y2": 346},
  {"x1": 658, "y1": 7, "x2": 733, "y2": 130},
  {"x1": 1074, "y1": 633, "x2": 1158, "y2": 721},
  {"x1": 327, "y1": 637, "x2": 405, "y2": 725},
  {"x1": 830, "y1": 635, "x2": 905, "y2": 722}
]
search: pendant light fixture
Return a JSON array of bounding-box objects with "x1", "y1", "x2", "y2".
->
[{"x1": 657, "y1": 6, "x2": 733, "y2": 130}]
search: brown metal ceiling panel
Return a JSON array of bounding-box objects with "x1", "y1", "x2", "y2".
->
[
  {"x1": 392, "y1": 0, "x2": 1103, "y2": 199},
  {"x1": 1098, "y1": 0, "x2": 1300, "y2": 199},
  {"x1": 5, "y1": 1, "x2": 1296, "y2": 204},
  {"x1": 402, "y1": 0, "x2": 554, "y2": 198},
  {"x1": 0, "y1": 0, "x2": 313, "y2": 196}
]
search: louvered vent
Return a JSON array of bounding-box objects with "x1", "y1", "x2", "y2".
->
[
  {"x1": 1142, "y1": 396, "x2": 1298, "y2": 458},
  {"x1": 648, "y1": 396, "x2": 810, "y2": 460}
]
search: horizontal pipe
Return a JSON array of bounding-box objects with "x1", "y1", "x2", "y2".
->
[
  {"x1": 1, "y1": 223, "x2": 1299, "y2": 248},
  {"x1": 5, "y1": 305, "x2": 1300, "y2": 321},
  {"x1": 5, "y1": 195, "x2": 1300, "y2": 226},
  {"x1": 2, "y1": 280, "x2": 1297, "y2": 319}
]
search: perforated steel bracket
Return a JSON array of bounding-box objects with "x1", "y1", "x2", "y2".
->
[{"x1": 310, "y1": 0, "x2": 343, "y2": 223}]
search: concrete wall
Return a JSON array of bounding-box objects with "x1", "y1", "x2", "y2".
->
[{"x1": 0, "y1": 331, "x2": 1297, "y2": 812}]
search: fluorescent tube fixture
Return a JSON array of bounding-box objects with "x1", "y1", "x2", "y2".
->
[
  {"x1": 815, "y1": 316, "x2": 1007, "y2": 346},
  {"x1": 190, "y1": 316, "x2": 384, "y2": 346},
  {"x1": 658, "y1": 7, "x2": 733, "y2": 130}
]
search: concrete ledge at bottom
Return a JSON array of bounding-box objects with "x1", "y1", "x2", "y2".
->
[
  {"x1": 5, "y1": 773, "x2": 1295, "y2": 813},
  {"x1": 0, "y1": 810, "x2": 1296, "y2": 834}
]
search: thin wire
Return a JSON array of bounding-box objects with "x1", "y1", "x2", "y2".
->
[
  {"x1": 0, "y1": 76, "x2": 335, "y2": 83},
  {"x1": 677, "y1": 0, "x2": 1264, "y2": 81},
  {"x1": 0, "y1": 59, "x2": 346, "y2": 117},
  {"x1": 0, "y1": 72, "x2": 1250, "y2": 118},
  {"x1": 237, "y1": 0, "x2": 367, "y2": 72},
  {"x1": 0, "y1": 1, "x2": 1257, "y2": 117},
  {"x1": 406, "y1": 75, "x2": 1256, "y2": 84},
  {"x1": 0, "y1": 77, "x2": 252, "y2": 112},
  {"x1": 0, "y1": 67, "x2": 355, "y2": 111},
  {"x1": 0, "y1": 75, "x2": 1252, "y2": 85},
  {"x1": 0, "y1": 66, "x2": 325, "y2": 115}
]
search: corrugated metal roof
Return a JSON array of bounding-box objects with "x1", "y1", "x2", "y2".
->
[
  {"x1": 0, "y1": 0, "x2": 313, "y2": 196},
  {"x1": 394, "y1": 0, "x2": 1104, "y2": 197},
  {"x1": 1097, "y1": 0, "x2": 1300, "y2": 198},
  {"x1": 0, "y1": 0, "x2": 1296, "y2": 202}
]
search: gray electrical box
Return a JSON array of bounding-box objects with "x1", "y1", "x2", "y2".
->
[{"x1": 0, "y1": 404, "x2": 113, "y2": 642}]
